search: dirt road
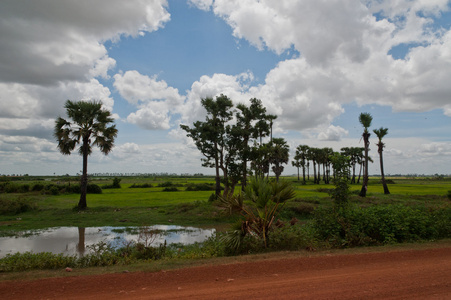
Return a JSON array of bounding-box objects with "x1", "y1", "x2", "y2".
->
[{"x1": 1, "y1": 247, "x2": 450, "y2": 299}]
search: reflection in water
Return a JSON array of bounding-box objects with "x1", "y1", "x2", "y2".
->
[
  {"x1": 0, "y1": 226, "x2": 215, "y2": 258},
  {"x1": 77, "y1": 227, "x2": 85, "y2": 256}
]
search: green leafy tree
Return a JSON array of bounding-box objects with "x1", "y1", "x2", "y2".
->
[
  {"x1": 373, "y1": 127, "x2": 390, "y2": 194},
  {"x1": 54, "y1": 100, "x2": 118, "y2": 210},
  {"x1": 180, "y1": 95, "x2": 234, "y2": 198},
  {"x1": 358, "y1": 112, "x2": 373, "y2": 197},
  {"x1": 235, "y1": 98, "x2": 274, "y2": 189},
  {"x1": 329, "y1": 153, "x2": 351, "y2": 208}
]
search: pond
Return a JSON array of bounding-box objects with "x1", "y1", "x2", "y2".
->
[{"x1": 0, "y1": 225, "x2": 215, "y2": 258}]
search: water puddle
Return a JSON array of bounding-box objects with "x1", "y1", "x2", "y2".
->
[{"x1": 0, "y1": 226, "x2": 215, "y2": 258}]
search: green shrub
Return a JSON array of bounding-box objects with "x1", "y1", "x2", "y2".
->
[
  {"x1": 0, "y1": 252, "x2": 78, "y2": 272},
  {"x1": 313, "y1": 204, "x2": 451, "y2": 248},
  {"x1": 158, "y1": 181, "x2": 174, "y2": 187},
  {"x1": 267, "y1": 223, "x2": 319, "y2": 251},
  {"x1": 129, "y1": 183, "x2": 153, "y2": 188},
  {"x1": 31, "y1": 183, "x2": 45, "y2": 192},
  {"x1": 87, "y1": 184, "x2": 102, "y2": 194},
  {"x1": 185, "y1": 183, "x2": 215, "y2": 191},
  {"x1": 102, "y1": 177, "x2": 122, "y2": 189},
  {"x1": 162, "y1": 186, "x2": 178, "y2": 192},
  {"x1": 447, "y1": 190, "x2": 451, "y2": 200},
  {"x1": 0, "y1": 197, "x2": 38, "y2": 215}
]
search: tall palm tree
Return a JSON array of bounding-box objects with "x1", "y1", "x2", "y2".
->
[
  {"x1": 373, "y1": 127, "x2": 390, "y2": 194},
  {"x1": 358, "y1": 112, "x2": 372, "y2": 197},
  {"x1": 54, "y1": 100, "x2": 118, "y2": 210}
]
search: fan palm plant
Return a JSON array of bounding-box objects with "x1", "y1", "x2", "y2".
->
[{"x1": 220, "y1": 176, "x2": 295, "y2": 251}]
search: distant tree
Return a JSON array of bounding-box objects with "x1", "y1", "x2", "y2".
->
[
  {"x1": 54, "y1": 100, "x2": 118, "y2": 210},
  {"x1": 358, "y1": 112, "x2": 373, "y2": 197},
  {"x1": 269, "y1": 138, "x2": 290, "y2": 182},
  {"x1": 373, "y1": 127, "x2": 390, "y2": 194}
]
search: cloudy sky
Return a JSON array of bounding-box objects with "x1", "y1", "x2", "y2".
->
[{"x1": 0, "y1": 0, "x2": 450, "y2": 176}]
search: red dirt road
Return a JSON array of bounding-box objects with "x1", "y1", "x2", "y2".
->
[{"x1": 1, "y1": 247, "x2": 450, "y2": 299}]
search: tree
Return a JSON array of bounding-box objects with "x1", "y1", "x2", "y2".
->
[
  {"x1": 268, "y1": 138, "x2": 290, "y2": 182},
  {"x1": 235, "y1": 98, "x2": 274, "y2": 189},
  {"x1": 373, "y1": 127, "x2": 390, "y2": 194},
  {"x1": 293, "y1": 145, "x2": 309, "y2": 184},
  {"x1": 180, "y1": 95, "x2": 234, "y2": 198},
  {"x1": 54, "y1": 100, "x2": 118, "y2": 210},
  {"x1": 358, "y1": 112, "x2": 373, "y2": 197}
]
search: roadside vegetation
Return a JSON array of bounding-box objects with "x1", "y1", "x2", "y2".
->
[{"x1": 0, "y1": 174, "x2": 450, "y2": 273}]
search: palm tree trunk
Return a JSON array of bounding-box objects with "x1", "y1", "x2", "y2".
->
[
  {"x1": 359, "y1": 133, "x2": 370, "y2": 197},
  {"x1": 78, "y1": 139, "x2": 89, "y2": 210},
  {"x1": 379, "y1": 147, "x2": 390, "y2": 194}
]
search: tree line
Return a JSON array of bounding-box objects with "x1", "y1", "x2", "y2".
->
[{"x1": 53, "y1": 97, "x2": 390, "y2": 210}]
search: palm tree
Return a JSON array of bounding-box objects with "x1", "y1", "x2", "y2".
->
[
  {"x1": 54, "y1": 100, "x2": 118, "y2": 210},
  {"x1": 358, "y1": 112, "x2": 372, "y2": 197},
  {"x1": 373, "y1": 127, "x2": 390, "y2": 194},
  {"x1": 269, "y1": 138, "x2": 290, "y2": 182}
]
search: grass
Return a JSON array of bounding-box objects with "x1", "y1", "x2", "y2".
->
[{"x1": 0, "y1": 176, "x2": 450, "y2": 235}]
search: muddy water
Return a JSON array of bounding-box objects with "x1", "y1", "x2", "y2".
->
[{"x1": 0, "y1": 225, "x2": 215, "y2": 258}]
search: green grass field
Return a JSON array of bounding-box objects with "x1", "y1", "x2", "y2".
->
[{"x1": 0, "y1": 176, "x2": 450, "y2": 236}]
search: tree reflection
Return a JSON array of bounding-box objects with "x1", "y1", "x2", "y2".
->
[{"x1": 77, "y1": 227, "x2": 85, "y2": 256}]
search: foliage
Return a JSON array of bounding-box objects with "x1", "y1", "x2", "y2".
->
[
  {"x1": 447, "y1": 190, "x2": 451, "y2": 200},
  {"x1": 162, "y1": 186, "x2": 179, "y2": 192},
  {"x1": 313, "y1": 204, "x2": 451, "y2": 247},
  {"x1": 0, "y1": 196, "x2": 38, "y2": 215},
  {"x1": 102, "y1": 177, "x2": 121, "y2": 189},
  {"x1": 220, "y1": 177, "x2": 296, "y2": 252},
  {"x1": 129, "y1": 183, "x2": 153, "y2": 188},
  {"x1": 329, "y1": 153, "x2": 351, "y2": 208},
  {"x1": 185, "y1": 183, "x2": 216, "y2": 191}
]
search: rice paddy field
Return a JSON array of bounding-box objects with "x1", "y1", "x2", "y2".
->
[{"x1": 0, "y1": 175, "x2": 450, "y2": 236}]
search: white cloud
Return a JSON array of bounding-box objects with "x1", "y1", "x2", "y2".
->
[
  {"x1": 318, "y1": 125, "x2": 349, "y2": 141},
  {"x1": 0, "y1": 0, "x2": 170, "y2": 85},
  {"x1": 127, "y1": 101, "x2": 172, "y2": 130},
  {"x1": 113, "y1": 71, "x2": 184, "y2": 106}
]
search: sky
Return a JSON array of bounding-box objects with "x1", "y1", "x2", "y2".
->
[{"x1": 0, "y1": 0, "x2": 450, "y2": 177}]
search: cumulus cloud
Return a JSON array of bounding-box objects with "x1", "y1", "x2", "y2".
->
[
  {"x1": 114, "y1": 70, "x2": 185, "y2": 130},
  {"x1": 205, "y1": 0, "x2": 451, "y2": 119},
  {"x1": 318, "y1": 125, "x2": 349, "y2": 141},
  {"x1": 0, "y1": 0, "x2": 171, "y2": 146},
  {"x1": 113, "y1": 71, "x2": 184, "y2": 106},
  {"x1": 0, "y1": 0, "x2": 170, "y2": 86}
]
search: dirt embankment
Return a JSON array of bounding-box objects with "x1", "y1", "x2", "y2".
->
[{"x1": 1, "y1": 246, "x2": 450, "y2": 299}]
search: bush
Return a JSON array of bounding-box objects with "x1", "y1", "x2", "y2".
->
[
  {"x1": 31, "y1": 183, "x2": 45, "y2": 192},
  {"x1": 447, "y1": 190, "x2": 451, "y2": 200},
  {"x1": 158, "y1": 181, "x2": 175, "y2": 187},
  {"x1": 162, "y1": 186, "x2": 178, "y2": 192},
  {"x1": 87, "y1": 184, "x2": 102, "y2": 194},
  {"x1": 185, "y1": 183, "x2": 215, "y2": 191},
  {"x1": 313, "y1": 204, "x2": 451, "y2": 248},
  {"x1": 0, "y1": 197, "x2": 38, "y2": 215},
  {"x1": 129, "y1": 183, "x2": 153, "y2": 188},
  {"x1": 102, "y1": 177, "x2": 121, "y2": 189}
]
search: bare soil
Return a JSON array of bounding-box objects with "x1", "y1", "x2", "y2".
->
[{"x1": 1, "y1": 246, "x2": 450, "y2": 299}]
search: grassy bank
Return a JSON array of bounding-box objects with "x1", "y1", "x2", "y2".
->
[{"x1": 1, "y1": 176, "x2": 450, "y2": 235}]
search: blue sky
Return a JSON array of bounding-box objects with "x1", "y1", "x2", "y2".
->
[{"x1": 0, "y1": 0, "x2": 450, "y2": 176}]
